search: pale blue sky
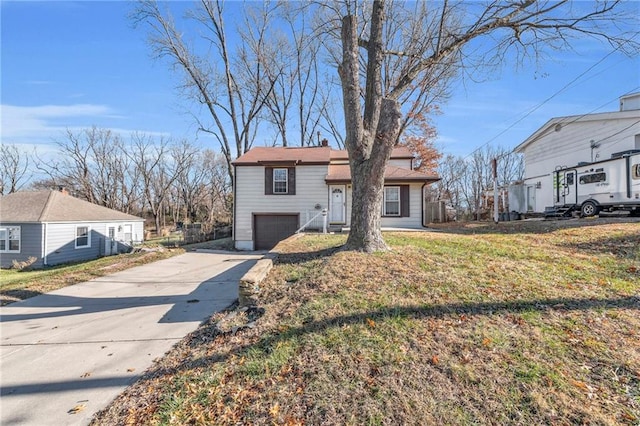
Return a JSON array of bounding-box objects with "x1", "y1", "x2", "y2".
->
[{"x1": 2, "y1": 1, "x2": 639, "y2": 158}]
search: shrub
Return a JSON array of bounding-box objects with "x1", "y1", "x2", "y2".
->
[{"x1": 12, "y1": 256, "x2": 37, "y2": 271}]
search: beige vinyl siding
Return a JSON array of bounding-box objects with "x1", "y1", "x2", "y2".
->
[
  {"x1": 388, "y1": 158, "x2": 412, "y2": 169},
  {"x1": 235, "y1": 165, "x2": 330, "y2": 249},
  {"x1": 380, "y1": 183, "x2": 424, "y2": 228},
  {"x1": 343, "y1": 183, "x2": 425, "y2": 229}
]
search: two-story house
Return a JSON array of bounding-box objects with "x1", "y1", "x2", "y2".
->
[
  {"x1": 232, "y1": 145, "x2": 439, "y2": 250},
  {"x1": 510, "y1": 92, "x2": 640, "y2": 214}
]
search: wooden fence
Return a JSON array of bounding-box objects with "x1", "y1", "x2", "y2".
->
[{"x1": 424, "y1": 201, "x2": 448, "y2": 225}]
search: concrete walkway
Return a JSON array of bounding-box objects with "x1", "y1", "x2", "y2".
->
[{"x1": 0, "y1": 251, "x2": 262, "y2": 426}]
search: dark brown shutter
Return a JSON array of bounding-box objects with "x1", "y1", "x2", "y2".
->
[
  {"x1": 265, "y1": 167, "x2": 273, "y2": 195},
  {"x1": 400, "y1": 185, "x2": 410, "y2": 217},
  {"x1": 288, "y1": 167, "x2": 296, "y2": 195}
]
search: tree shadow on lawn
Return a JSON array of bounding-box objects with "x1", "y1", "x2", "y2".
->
[
  {"x1": 429, "y1": 217, "x2": 640, "y2": 236},
  {"x1": 558, "y1": 233, "x2": 640, "y2": 260},
  {"x1": 275, "y1": 245, "x2": 344, "y2": 265},
  {"x1": 130, "y1": 293, "x2": 640, "y2": 388}
]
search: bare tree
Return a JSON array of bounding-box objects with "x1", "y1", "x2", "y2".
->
[
  {"x1": 133, "y1": 0, "x2": 277, "y2": 182},
  {"x1": 333, "y1": 0, "x2": 637, "y2": 251},
  {"x1": 130, "y1": 134, "x2": 195, "y2": 234},
  {"x1": 201, "y1": 149, "x2": 232, "y2": 226},
  {"x1": 436, "y1": 154, "x2": 467, "y2": 218},
  {"x1": 34, "y1": 127, "x2": 143, "y2": 213},
  {"x1": 259, "y1": 3, "x2": 328, "y2": 147},
  {"x1": 0, "y1": 144, "x2": 31, "y2": 195}
]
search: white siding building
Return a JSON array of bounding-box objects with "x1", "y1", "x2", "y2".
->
[{"x1": 510, "y1": 93, "x2": 640, "y2": 214}]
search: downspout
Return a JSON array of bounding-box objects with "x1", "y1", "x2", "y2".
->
[
  {"x1": 232, "y1": 164, "x2": 237, "y2": 245},
  {"x1": 421, "y1": 183, "x2": 427, "y2": 228},
  {"x1": 42, "y1": 222, "x2": 48, "y2": 266}
]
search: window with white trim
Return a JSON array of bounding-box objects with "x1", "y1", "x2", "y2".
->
[
  {"x1": 273, "y1": 168, "x2": 288, "y2": 194},
  {"x1": 0, "y1": 226, "x2": 20, "y2": 252},
  {"x1": 75, "y1": 226, "x2": 91, "y2": 248},
  {"x1": 579, "y1": 172, "x2": 606, "y2": 184},
  {"x1": 383, "y1": 187, "x2": 400, "y2": 216}
]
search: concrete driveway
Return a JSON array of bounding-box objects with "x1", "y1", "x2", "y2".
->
[{"x1": 0, "y1": 251, "x2": 263, "y2": 426}]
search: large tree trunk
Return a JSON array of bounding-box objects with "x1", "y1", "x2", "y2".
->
[
  {"x1": 345, "y1": 99, "x2": 402, "y2": 252},
  {"x1": 339, "y1": 6, "x2": 402, "y2": 252}
]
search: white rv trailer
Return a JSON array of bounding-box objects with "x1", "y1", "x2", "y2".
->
[{"x1": 550, "y1": 150, "x2": 640, "y2": 217}]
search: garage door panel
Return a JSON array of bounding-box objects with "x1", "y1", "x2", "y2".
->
[{"x1": 254, "y1": 214, "x2": 298, "y2": 250}]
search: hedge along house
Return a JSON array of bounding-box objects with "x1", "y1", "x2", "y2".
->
[
  {"x1": 232, "y1": 145, "x2": 439, "y2": 250},
  {"x1": 0, "y1": 190, "x2": 144, "y2": 269}
]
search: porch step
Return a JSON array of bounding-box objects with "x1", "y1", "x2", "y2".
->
[{"x1": 544, "y1": 205, "x2": 576, "y2": 219}]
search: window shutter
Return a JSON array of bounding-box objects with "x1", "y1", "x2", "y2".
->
[
  {"x1": 288, "y1": 167, "x2": 296, "y2": 195},
  {"x1": 265, "y1": 167, "x2": 273, "y2": 195},
  {"x1": 400, "y1": 185, "x2": 410, "y2": 217}
]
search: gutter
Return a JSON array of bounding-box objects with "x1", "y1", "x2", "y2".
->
[
  {"x1": 421, "y1": 183, "x2": 427, "y2": 228},
  {"x1": 232, "y1": 164, "x2": 237, "y2": 246},
  {"x1": 42, "y1": 222, "x2": 48, "y2": 266}
]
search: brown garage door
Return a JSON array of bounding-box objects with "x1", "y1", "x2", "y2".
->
[{"x1": 254, "y1": 214, "x2": 299, "y2": 250}]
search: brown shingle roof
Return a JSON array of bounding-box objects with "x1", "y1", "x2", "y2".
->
[
  {"x1": 233, "y1": 146, "x2": 416, "y2": 165},
  {"x1": 0, "y1": 190, "x2": 143, "y2": 223},
  {"x1": 233, "y1": 146, "x2": 332, "y2": 165},
  {"x1": 325, "y1": 164, "x2": 439, "y2": 183}
]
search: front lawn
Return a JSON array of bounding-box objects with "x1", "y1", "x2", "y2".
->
[
  {"x1": 0, "y1": 249, "x2": 183, "y2": 305},
  {"x1": 94, "y1": 218, "x2": 640, "y2": 425}
]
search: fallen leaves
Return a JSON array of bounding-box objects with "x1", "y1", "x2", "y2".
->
[{"x1": 68, "y1": 404, "x2": 85, "y2": 414}]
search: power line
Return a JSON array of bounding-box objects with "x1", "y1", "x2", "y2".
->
[{"x1": 461, "y1": 31, "x2": 640, "y2": 161}]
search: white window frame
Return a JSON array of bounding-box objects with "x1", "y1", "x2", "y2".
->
[
  {"x1": 383, "y1": 186, "x2": 401, "y2": 216},
  {"x1": 75, "y1": 225, "x2": 91, "y2": 249},
  {"x1": 273, "y1": 168, "x2": 288, "y2": 194},
  {"x1": 0, "y1": 226, "x2": 21, "y2": 253}
]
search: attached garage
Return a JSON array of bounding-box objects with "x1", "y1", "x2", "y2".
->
[{"x1": 253, "y1": 214, "x2": 299, "y2": 250}]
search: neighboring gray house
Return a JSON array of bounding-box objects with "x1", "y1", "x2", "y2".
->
[{"x1": 0, "y1": 190, "x2": 144, "y2": 268}]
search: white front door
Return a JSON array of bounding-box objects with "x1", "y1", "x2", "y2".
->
[
  {"x1": 105, "y1": 225, "x2": 116, "y2": 255},
  {"x1": 330, "y1": 185, "x2": 346, "y2": 223}
]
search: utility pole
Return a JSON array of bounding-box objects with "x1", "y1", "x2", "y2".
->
[{"x1": 492, "y1": 158, "x2": 499, "y2": 223}]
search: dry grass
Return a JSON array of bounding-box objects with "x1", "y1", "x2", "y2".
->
[
  {"x1": 0, "y1": 238, "x2": 234, "y2": 306},
  {"x1": 92, "y1": 218, "x2": 640, "y2": 425},
  {"x1": 0, "y1": 249, "x2": 183, "y2": 305}
]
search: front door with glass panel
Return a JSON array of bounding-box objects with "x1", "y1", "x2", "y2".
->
[
  {"x1": 330, "y1": 185, "x2": 346, "y2": 223},
  {"x1": 105, "y1": 226, "x2": 117, "y2": 255}
]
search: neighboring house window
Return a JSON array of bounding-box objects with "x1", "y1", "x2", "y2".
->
[
  {"x1": 383, "y1": 187, "x2": 401, "y2": 216},
  {"x1": 75, "y1": 226, "x2": 91, "y2": 248},
  {"x1": 273, "y1": 168, "x2": 288, "y2": 193},
  {"x1": 579, "y1": 172, "x2": 606, "y2": 184},
  {"x1": 0, "y1": 226, "x2": 20, "y2": 253},
  {"x1": 264, "y1": 167, "x2": 296, "y2": 195}
]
